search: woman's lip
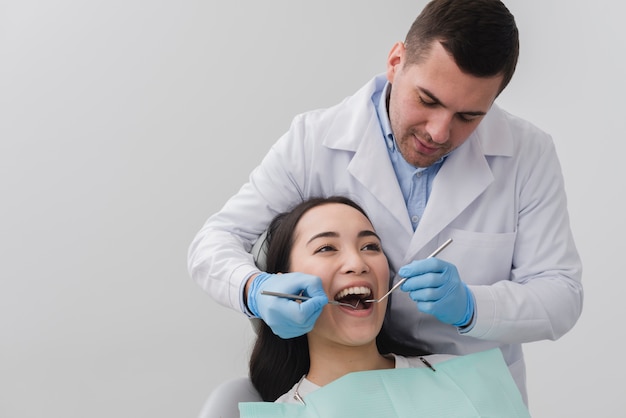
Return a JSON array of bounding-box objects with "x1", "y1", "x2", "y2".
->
[{"x1": 336, "y1": 302, "x2": 374, "y2": 316}]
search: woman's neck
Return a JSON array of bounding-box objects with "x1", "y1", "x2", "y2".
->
[{"x1": 306, "y1": 340, "x2": 394, "y2": 387}]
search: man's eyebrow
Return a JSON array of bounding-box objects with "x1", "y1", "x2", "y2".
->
[
  {"x1": 420, "y1": 87, "x2": 487, "y2": 116},
  {"x1": 421, "y1": 87, "x2": 443, "y2": 105}
]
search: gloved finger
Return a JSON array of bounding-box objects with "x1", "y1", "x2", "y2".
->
[
  {"x1": 271, "y1": 272, "x2": 325, "y2": 297},
  {"x1": 299, "y1": 279, "x2": 329, "y2": 300},
  {"x1": 408, "y1": 287, "x2": 444, "y2": 303},
  {"x1": 268, "y1": 297, "x2": 325, "y2": 337},
  {"x1": 296, "y1": 296, "x2": 328, "y2": 323},
  {"x1": 414, "y1": 300, "x2": 438, "y2": 316},
  {"x1": 407, "y1": 271, "x2": 462, "y2": 299},
  {"x1": 263, "y1": 303, "x2": 310, "y2": 338},
  {"x1": 263, "y1": 297, "x2": 298, "y2": 321},
  {"x1": 303, "y1": 293, "x2": 329, "y2": 310},
  {"x1": 265, "y1": 293, "x2": 327, "y2": 320},
  {"x1": 398, "y1": 257, "x2": 443, "y2": 278},
  {"x1": 401, "y1": 272, "x2": 446, "y2": 291}
]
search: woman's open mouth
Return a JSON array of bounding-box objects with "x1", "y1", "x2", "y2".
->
[{"x1": 334, "y1": 286, "x2": 373, "y2": 310}]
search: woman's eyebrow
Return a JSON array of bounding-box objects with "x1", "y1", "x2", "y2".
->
[
  {"x1": 306, "y1": 230, "x2": 380, "y2": 244},
  {"x1": 359, "y1": 230, "x2": 381, "y2": 241},
  {"x1": 306, "y1": 231, "x2": 338, "y2": 245}
]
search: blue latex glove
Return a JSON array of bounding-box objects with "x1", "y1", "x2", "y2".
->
[
  {"x1": 247, "y1": 272, "x2": 329, "y2": 339},
  {"x1": 399, "y1": 258, "x2": 474, "y2": 327}
]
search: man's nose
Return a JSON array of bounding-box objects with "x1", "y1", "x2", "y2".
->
[{"x1": 427, "y1": 111, "x2": 453, "y2": 144}]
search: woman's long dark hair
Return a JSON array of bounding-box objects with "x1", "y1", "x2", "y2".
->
[{"x1": 248, "y1": 196, "x2": 429, "y2": 401}]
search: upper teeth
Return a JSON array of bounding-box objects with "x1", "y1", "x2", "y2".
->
[{"x1": 335, "y1": 286, "x2": 372, "y2": 300}]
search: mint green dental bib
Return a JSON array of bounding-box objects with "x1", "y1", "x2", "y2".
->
[{"x1": 239, "y1": 349, "x2": 530, "y2": 418}]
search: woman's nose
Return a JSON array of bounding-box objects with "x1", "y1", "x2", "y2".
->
[{"x1": 343, "y1": 251, "x2": 370, "y2": 274}]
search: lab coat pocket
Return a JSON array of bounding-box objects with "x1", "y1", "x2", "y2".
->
[{"x1": 439, "y1": 228, "x2": 516, "y2": 284}]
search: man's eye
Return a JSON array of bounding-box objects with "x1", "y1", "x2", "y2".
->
[
  {"x1": 418, "y1": 96, "x2": 437, "y2": 107},
  {"x1": 457, "y1": 114, "x2": 480, "y2": 124}
]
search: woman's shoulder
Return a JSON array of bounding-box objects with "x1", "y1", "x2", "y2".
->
[{"x1": 274, "y1": 376, "x2": 320, "y2": 404}]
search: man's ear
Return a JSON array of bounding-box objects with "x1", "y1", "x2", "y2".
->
[{"x1": 386, "y1": 41, "x2": 405, "y2": 83}]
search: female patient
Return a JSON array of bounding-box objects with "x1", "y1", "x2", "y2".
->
[{"x1": 244, "y1": 196, "x2": 529, "y2": 416}]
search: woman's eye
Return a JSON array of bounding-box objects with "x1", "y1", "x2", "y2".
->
[
  {"x1": 362, "y1": 243, "x2": 382, "y2": 252},
  {"x1": 314, "y1": 245, "x2": 336, "y2": 254}
]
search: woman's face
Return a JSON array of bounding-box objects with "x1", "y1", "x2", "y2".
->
[{"x1": 289, "y1": 203, "x2": 390, "y2": 348}]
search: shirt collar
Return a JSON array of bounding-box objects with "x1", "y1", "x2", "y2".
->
[{"x1": 375, "y1": 82, "x2": 396, "y2": 151}]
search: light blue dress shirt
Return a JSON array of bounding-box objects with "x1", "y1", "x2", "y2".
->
[{"x1": 372, "y1": 82, "x2": 444, "y2": 231}]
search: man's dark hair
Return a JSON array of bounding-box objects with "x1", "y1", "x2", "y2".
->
[{"x1": 404, "y1": 0, "x2": 519, "y2": 93}]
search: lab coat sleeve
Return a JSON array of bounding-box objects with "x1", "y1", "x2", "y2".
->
[
  {"x1": 187, "y1": 116, "x2": 311, "y2": 313},
  {"x1": 465, "y1": 134, "x2": 583, "y2": 343}
]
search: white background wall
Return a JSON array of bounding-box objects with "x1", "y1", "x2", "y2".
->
[{"x1": 1, "y1": 1, "x2": 624, "y2": 417}]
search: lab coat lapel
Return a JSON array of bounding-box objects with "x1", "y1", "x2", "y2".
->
[
  {"x1": 323, "y1": 75, "x2": 413, "y2": 235},
  {"x1": 408, "y1": 135, "x2": 494, "y2": 257},
  {"x1": 348, "y1": 122, "x2": 413, "y2": 234}
]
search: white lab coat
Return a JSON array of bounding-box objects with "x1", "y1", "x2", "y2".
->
[{"x1": 188, "y1": 75, "x2": 583, "y2": 402}]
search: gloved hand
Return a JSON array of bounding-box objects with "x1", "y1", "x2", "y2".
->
[
  {"x1": 247, "y1": 272, "x2": 329, "y2": 339},
  {"x1": 399, "y1": 258, "x2": 475, "y2": 327}
]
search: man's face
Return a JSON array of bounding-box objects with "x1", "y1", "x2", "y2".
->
[{"x1": 386, "y1": 41, "x2": 504, "y2": 168}]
